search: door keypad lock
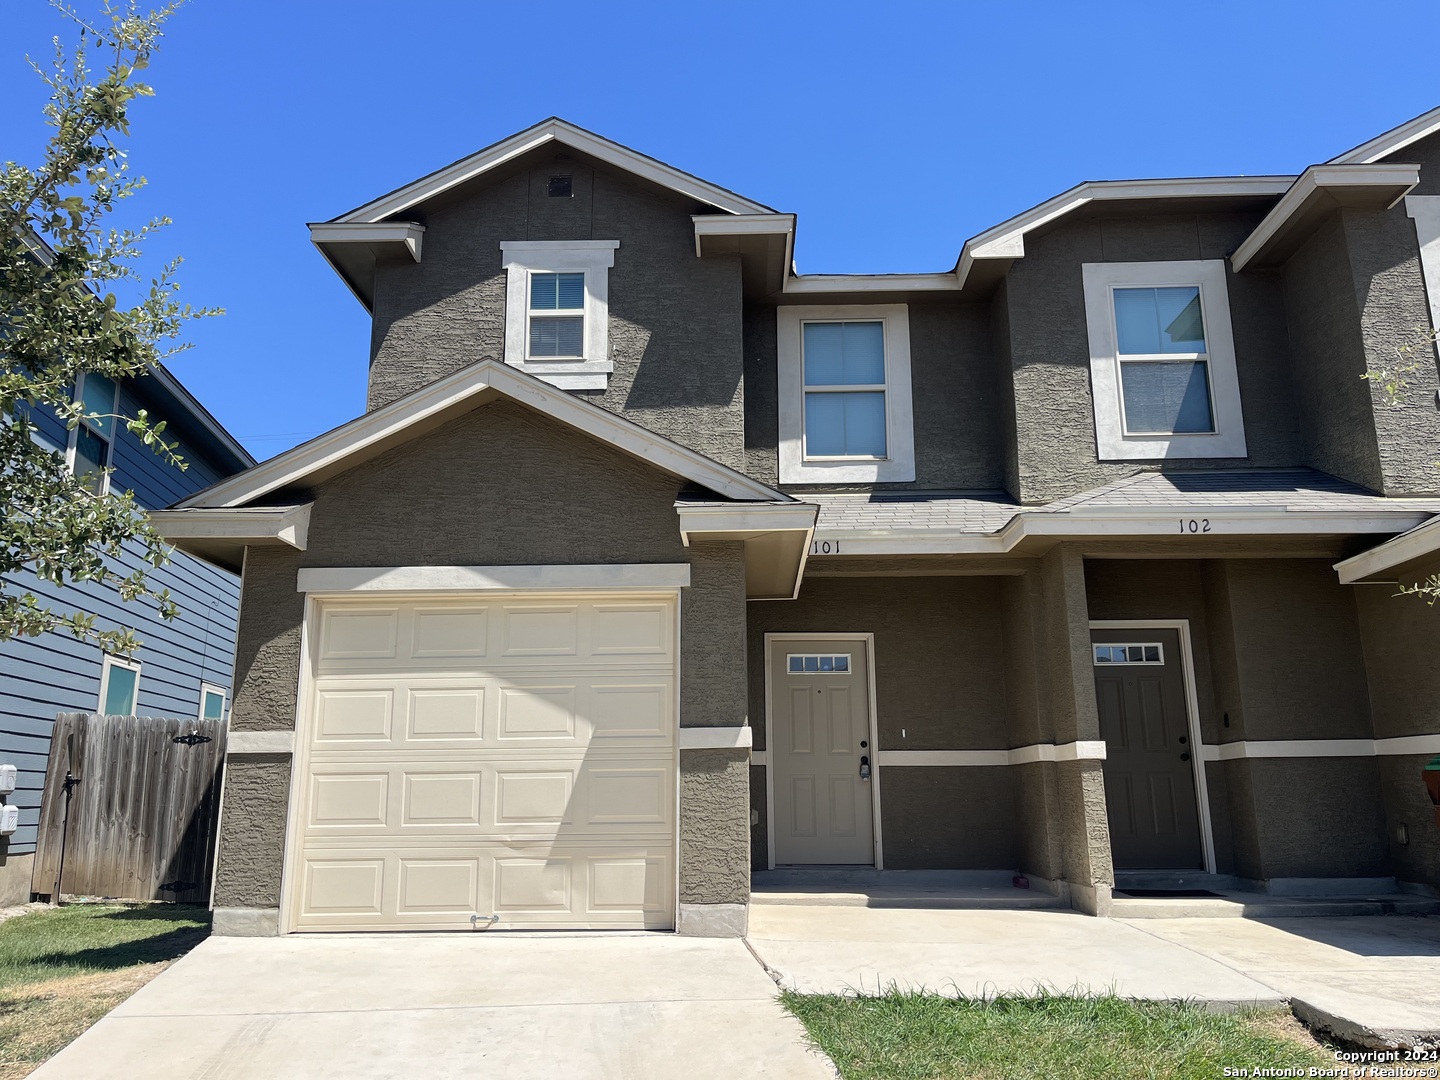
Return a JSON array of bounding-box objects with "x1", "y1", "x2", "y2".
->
[{"x1": 859, "y1": 755, "x2": 871, "y2": 781}]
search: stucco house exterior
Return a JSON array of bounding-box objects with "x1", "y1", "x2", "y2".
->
[
  {"x1": 0, "y1": 363, "x2": 253, "y2": 904},
  {"x1": 155, "y1": 107, "x2": 1440, "y2": 937}
]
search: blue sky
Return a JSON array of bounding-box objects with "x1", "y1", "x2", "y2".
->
[{"x1": 4, "y1": 0, "x2": 1439, "y2": 460}]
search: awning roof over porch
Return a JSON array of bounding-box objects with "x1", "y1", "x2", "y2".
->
[{"x1": 807, "y1": 469, "x2": 1440, "y2": 556}]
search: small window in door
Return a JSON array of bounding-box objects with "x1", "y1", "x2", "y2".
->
[
  {"x1": 787, "y1": 654, "x2": 851, "y2": 674},
  {"x1": 1093, "y1": 643, "x2": 1164, "y2": 665},
  {"x1": 199, "y1": 683, "x2": 227, "y2": 723}
]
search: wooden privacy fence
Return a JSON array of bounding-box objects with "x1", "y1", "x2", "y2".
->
[{"x1": 34, "y1": 713, "x2": 226, "y2": 902}]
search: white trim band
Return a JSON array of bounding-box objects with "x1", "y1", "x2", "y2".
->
[
  {"x1": 874, "y1": 742, "x2": 1109, "y2": 767},
  {"x1": 296, "y1": 564, "x2": 692, "y2": 594},
  {"x1": 678, "y1": 727, "x2": 754, "y2": 750},
  {"x1": 227, "y1": 730, "x2": 295, "y2": 755},
  {"x1": 1202, "y1": 734, "x2": 1440, "y2": 760}
]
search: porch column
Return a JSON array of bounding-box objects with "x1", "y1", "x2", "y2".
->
[{"x1": 1037, "y1": 545, "x2": 1115, "y2": 914}]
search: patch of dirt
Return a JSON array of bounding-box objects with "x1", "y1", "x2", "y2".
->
[
  {"x1": 0, "y1": 906, "x2": 50, "y2": 929},
  {"x1": 1251, "y1": 1007, "x2": 1336, "y2": 1054},
  {"x1": 0, "y1": 960, "x2": 176, "y2": 1079}
]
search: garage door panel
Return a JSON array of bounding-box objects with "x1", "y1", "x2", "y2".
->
[
  {"x1": 294, "y1": 843, "x2": 673, "y2": 930},
  {"x1": 295, "y1": 593, "x2": 677, "y2": 932}
]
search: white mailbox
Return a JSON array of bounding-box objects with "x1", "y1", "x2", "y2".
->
[
  {"x1": 0, "y1": 805, "x2": 18, "y2": 836},
  {"x1": 0, "y1": 765, "x2": 16, "y2": 795}
]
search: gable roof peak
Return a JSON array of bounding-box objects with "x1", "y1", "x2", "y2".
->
[{"x1": 329, "y1": 117, "x2": 774, "y2": 225}]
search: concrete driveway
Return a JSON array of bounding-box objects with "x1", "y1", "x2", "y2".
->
[{"x1": 31, "y1": 934, "x2": 834, "y2": 1080}]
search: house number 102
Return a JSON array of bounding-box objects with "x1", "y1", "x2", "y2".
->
[{"x1": 1178, "y1": 518, "x2": 1212, "y2": 533}]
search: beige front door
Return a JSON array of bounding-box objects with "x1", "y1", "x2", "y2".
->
[
  {"x1": 289, "y1": 593, "x2": 677, "y2": 931},
  {"x1": 1092, "y1": 627, "x2": 1204, "y2": 870},
  {"x1": 768, "y1": 637, "x2": 874, "y2": 866}
]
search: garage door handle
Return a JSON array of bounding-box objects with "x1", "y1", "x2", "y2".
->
[{"x1": 1179, "y1": 752, "x2": 1191, "y2": 762}]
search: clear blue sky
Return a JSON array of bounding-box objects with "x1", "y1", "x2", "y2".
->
[{"x1": 4, "y1": 0, "x2": 1439, "y2": 460}]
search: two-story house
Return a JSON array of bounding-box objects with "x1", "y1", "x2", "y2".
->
[
  {"x1": 156, "y1": 107, "x2": 1440, "y2": 938},
  {"x1": 0, "y1": 362, "x2": 253, "y2": 903}
]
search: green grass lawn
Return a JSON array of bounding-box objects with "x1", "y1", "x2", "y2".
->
[
  {"x1": 0, "y1": 904, "x2": 209, "y2": 1079},
  {"x1": 783, "y1": 990, "x2": 1334, "y2": 1080}
]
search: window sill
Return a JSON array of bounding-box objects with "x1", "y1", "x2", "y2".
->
[
  {"x1": 505, "y1": 359, "x2": 614, "y2": 391},
  {"x1": 1097, "y1": 430, "x2": 1247, "y2": 461}
]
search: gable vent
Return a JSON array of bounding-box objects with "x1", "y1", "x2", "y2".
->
[{"x1": 548, "y1": 175, "x2": 573, "y2": 198}]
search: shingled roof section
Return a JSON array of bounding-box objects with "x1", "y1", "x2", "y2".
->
[{"x1": 809, "y1": 469, "x2": 1440, "y2": 535}]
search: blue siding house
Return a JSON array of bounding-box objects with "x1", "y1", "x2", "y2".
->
[{"x1": 0, "y1": 365, "x2": 253, "y2": 902}]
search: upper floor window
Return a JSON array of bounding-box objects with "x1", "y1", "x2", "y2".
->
[
  {"x1": 68, "y1": 372, "x2": 119, "y2": 494},
  {"x1": 1082, "y1": 260, "x2": 1246, "y2": 461},
  {"x1": 501, "y1": 240, "x2": 619, "y2": 391},
  {"x1": 777, "y1": 304, "x2": 915, "y2": 483}
]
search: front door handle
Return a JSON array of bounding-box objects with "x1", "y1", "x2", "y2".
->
[{"x1": 859, "y1": 755, "x2": 871, "y2": 781}]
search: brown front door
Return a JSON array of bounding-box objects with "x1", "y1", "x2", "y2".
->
[{"x1": 1092, "y1": 627, "x2": 1203, "y2": 870}]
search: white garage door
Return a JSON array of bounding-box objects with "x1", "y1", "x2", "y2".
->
[{"x1": 289, "y1": 593, "x2": 676, "y2": 931}]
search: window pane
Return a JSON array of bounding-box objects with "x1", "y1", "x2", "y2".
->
[
  {"x1": 74, "y1": 425, "x2": 109, "y2": 493},
  {"x1": 1114, "y1": 287, "x2": 1205, "y2": 355},
  {"x1": 1120, "y1": 360, "x2": 1214, "y2": 434},
  {"x1": 803, "y1": 322, "x2": 885, "y2": 386},
  {"x1": 530, "y1": 272, "x2": 584, "y2": 311},
  {"x1": 77, "y1": 372, "x2": 117, "y2": 438},
  {"x1": 202, "y1": 690, "x2": 225, "y2": 721},
  {"x1": 530, "y1": 316, "x2": 584, "y2": 357},
  {"x1": 103, "y1": 664, "x2": 138, "y2": 715},
  {"x1": 804, "y1": 391, "x2": 887, "y2": 457},
  {"x1": 788, "y1": 657, "x2": 803, "y2": 673}
]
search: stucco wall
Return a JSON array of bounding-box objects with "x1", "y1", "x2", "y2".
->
[
  {"x1": 213, "y1": 755, "x2": 291, "y2": 908},
  {"x1": 679, "y1": 748, "x2": 750, "y2": 906},
  {"x1": 746, "y1": 575, "x2": 1011, "y2": 750},
  {"x1": 1213, "y1": 560, "x2": 1373, "y2": 742},
  {"x1": 220, "y1": 398, "x2": 750, "y2": 917},
  {"x1": 368, "y1": 150, "x2": 747, "y2": 469},
  {"x1": 1000, "y1": 210, "x2": 1299, "y2": 504},
  {"x1": 1378, "y1": 755, "x2": 1440, "y2": 889},
  {"x1": 1242, "y1": 757, "x2": 1390, "y2": 879},
  {"x1": 881, "y1": 767, "x2": 1018, "y2": 869},
  {"x1": 1355, "y1": 585, "x2": 1440, "y2": 741}
]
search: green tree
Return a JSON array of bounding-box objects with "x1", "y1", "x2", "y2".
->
[{"x1": 1, "y1": 1, "x2": 218, "y2": 654}]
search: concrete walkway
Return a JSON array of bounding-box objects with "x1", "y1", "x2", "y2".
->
[
  {"x1": 747, "y1": 904, "x2": 1440, "y2": 1046},
  {"x1": 31, "y1": 934, "x2": 835, "y2": 1080}
]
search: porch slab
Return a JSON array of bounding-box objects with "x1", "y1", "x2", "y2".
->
[
  {"x1": 745, "y1": 904, "x2": 1281, "y2": 1003},
  {"x1": 1110, "y1": 891, "x2": 1440, "y2": 919},
  {"x1": 1123, "y1": 916, "x2": 1440, "y2": 1049}
]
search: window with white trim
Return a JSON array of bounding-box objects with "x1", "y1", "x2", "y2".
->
[
  {"x1": 199, "y1": 682, "x2": 227, "y2": 723},
  {"x1": 68, "y1": 372, "x2": 120, "y2": 494},
  {"x1": 777, "y1": 304, "x2": 915, "y2": 482},
  {"x1": 99, "y1": 654, "x2": 141, "y2": 715},
  {"x1": 787, "y1": 653, "x2": 851, "y2": 674},
  {"x1": 501, "y1": 240, "x2": 619, "y2": 391},
  {"x1": 1081, "y1": 260, "x2": 1247, "y2": 461}
]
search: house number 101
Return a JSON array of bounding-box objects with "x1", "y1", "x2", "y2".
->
[
  {"x1": 811, "y1": 540, "x2": 841, "y2": 554},
  {"x1": 1178, "y1": 518, "x2": 1212, "y2": 533}
]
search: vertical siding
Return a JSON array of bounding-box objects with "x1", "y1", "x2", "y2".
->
[{"x1": 1, "y1": 375, "x2": 243, "y2": 858}]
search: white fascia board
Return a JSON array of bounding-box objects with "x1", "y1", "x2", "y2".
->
[
  {"x1": 1231, "y1": 164, "x2": 1419, "y2": 271},
  {"x1": 809, "y1": 507, "x2": 1436, "y2": 557},
  {"x1": 333, "y1": 118, "x2": 772, "y2": 224},
  {"x1": 956, "y1": 176, "x2": 1295, "y2": 287},
  {"x1": 1202, "y1": 735, "x2": 1440, "y2": 759},
  {"x1": 875, "y1": 742, "x2": 1106, "y2": 767},
  {"x1": 692, "y1": 213, "x2": 795, "y2": 256},
  {"x1": 676, "y1": 502, "x2": 818, "y2": 537},
  {"x1": 297, "y1": 563, "x2": 691, "y2": 594},
  {"x1": 678, "y1": 726, "x2": 754, "y2": 750},
  {"x1": 150, "y1": 504, "x2": 311, "y2": 550},
  {"x1": 1329, "y1": 106, "x2": 1440, "y2": 165},
  {"x1": 1334, "y1": 515, "x2": 1440, "y2": 583},
  {"x1": 782, "y1": 273, "x2": 962, "y2": 295},
  {"x1": 176, "y1": 359, "x2": 789, "y2": 509},
  {"x1": 309, "y1": 222, "x2": 425, "y2": 261}
]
